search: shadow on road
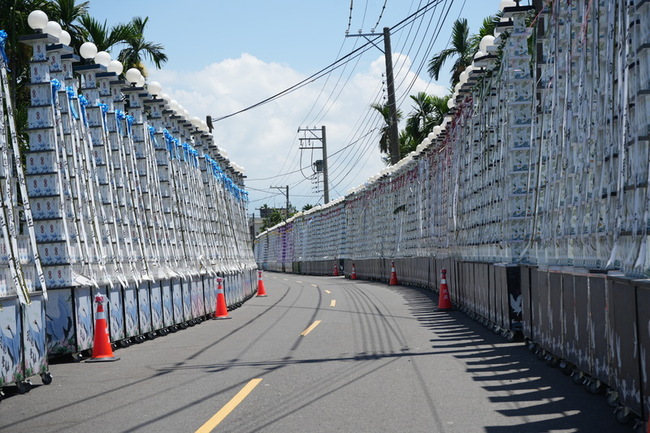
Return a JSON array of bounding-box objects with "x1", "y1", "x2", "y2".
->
[{"x1": 397, "y1": 285, "x2": 632, "y2": 433}]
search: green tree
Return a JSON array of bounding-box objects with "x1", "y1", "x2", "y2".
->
[
  {"x1": 48, "y1": 0, "x2": 88, "y2": 49},
  {"x1": 427, "y1": 18, "x2": 473, "y2": 86},
  {"x1": 399, "y1": 93, "x2": 450, "y2": 156},
  {"x1": 469, "y1": 14, "x2": 501, "y2": 54},
  {"x1": 261, "y1": 210, "x2": 284, "y2": 231},
  {"x1": 0, "y1": 0, "x2": 50, "y2": 149},
  {"x1": 117, "y1": 16, "x2": 167, "y2": 76},
  {"x1": 370, "y1": 102, "x2": 402, "y2": 161},
  {"x1": 76, "y1": 14, "x2": 132, "y2": 53}
]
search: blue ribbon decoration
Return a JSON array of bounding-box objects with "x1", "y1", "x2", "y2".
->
[
  {"x1": 163, "y1": 129, "x2": 174, "y2": 159},
  {"x1": 65, "y1": 86, "x2": 79, "y2": 120},
  {"x1": 115, "y1": 109, "x2": 126, "y2": 135},
  {"x1": 0, "y1": 30, "x2": 10, "y2": 71},
  {"x1": 125, "y1": 115, "x2": 133, "y2": 136},
  {"x1": 98, "y1": 103, "x2": 108, "y2": 128},
  {"x1": 148, "y1": 125, "x2": 159, "y2": 147},
  {"x1": 78, "y1": 94, "x2": 89, "y2": 126},
  {"x1": 50, "y1": 79, "x2": 61, "y2": 104}
]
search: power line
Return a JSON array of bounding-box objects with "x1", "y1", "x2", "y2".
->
[
  {"x1": 346, "y1": 0, "x2": 354, "y2": 35},
  {"x1": 372, "y1": 0, "x2": 390, "y2": 32},
  {"x1": 212, "y1": 0, "x2": 448, "y2": 124}
]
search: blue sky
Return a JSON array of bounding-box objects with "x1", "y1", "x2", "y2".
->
[{"x1": 86, "y1": 1, "x2": 503, "y2": 214}]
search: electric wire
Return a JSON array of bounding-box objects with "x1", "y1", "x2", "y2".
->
[
  {"x1": 372, "y1": 0, "x2": 390, "y2": 32},
  {"x1": 213, "y1": 0, "x2": 447, "y2": 124},
  {"x1": 346, "y1": 0, "x2": 354, "y2": 35},
  {"x1": 244, "y1": 0, "x2": 459, "y2": 209}
]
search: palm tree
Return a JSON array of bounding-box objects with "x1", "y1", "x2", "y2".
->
[
  {"x1": 117, "y1": 16, "x2": 167, "y2": 76},
  {"x1": 399, "y1": 129, "x2": 416, "y2": 159},
  {"x1": 401, "y1": 93, "x2": 450, "y2": 155},
  {"x1": 427, "y1": 18, "x2": 473, "y2": 86},
  {"x1": 0, "y1": 0, "x2": 50, "y2": 148},
  {"x1": 48, "y1": 0, "x2": 89, "y2": 49},
  {"x1": 371, "y1": 102, "x2": 403, "y2": 158},
  {"x1": 77, "y1": 14, "x2": 132, "y2": 53},
  {"x1": 469, "y1": 13, "x2": 501, "y2": 54}
]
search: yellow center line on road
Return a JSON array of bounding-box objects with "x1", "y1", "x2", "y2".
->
[
  {"x1": 195, "y1": 378, "x2": 263, "y2": 433},
  {"x1": 300, "y1": 320, "x2": 322, "y2": 336},
  {"x1": 311, "y1": 284, "x2": 318, "y2": 287},
  {"x1": 324, "y1": 289, "x2": 331, "y2": 294},
  {"x1": 330, "y1": 299, "x2": 336, "y2": 307}
]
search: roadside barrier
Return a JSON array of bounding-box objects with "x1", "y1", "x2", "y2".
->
[{"x1": 255, "y1": 1, "x2": 650, "y2": 427}]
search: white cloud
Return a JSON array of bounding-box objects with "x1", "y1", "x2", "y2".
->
[{"x1": 148, "y1": 52, "x2": 445, "y2": 212}]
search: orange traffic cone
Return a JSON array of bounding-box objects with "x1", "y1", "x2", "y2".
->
[
  {"x1": 389, "y1": 260, "x2": 398, "y2": 285},
  {"x1": 351, "y1": 263, "x2": 357, "y2": 280},
  {"x1": 86, "y1": 294, "x2": 120, "y2": 362},
  {"x1": 333, "y1": 263, "x2": 339, "y2": 276},
  {"x1": 257, "y1": 270, "x2": 268, "y2": 297},
  {"x1": 438, "y1": 269, "x2": 452, "y2": 310},
  {"x1": 213, "y1": 277, "x2": 231, "y2": 319}
]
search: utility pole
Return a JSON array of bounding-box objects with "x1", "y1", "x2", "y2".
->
[
  {"x1": 347, "y1": 27, "x2": 400, "y2": 164},
  {"x1": 270, "y1": 185, "x2": 290, "y2": 220},
  {"x1": 298, "y1": 126, "x2": 330, "y2": 204}
]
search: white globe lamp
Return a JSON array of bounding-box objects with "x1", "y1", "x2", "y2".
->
[
  {"x1": 125, "y1": 68, "x2": 141, "y2": 85},
  {"x1": 27, "y1": 10, "x2": 48, "y2": 31},
  {"x1": 94, "y1": 51, "x2": 111, "y2": 67},
  {"x1": 147, "y1": 81, "x2": 162, "y2": 97},
  {"x1": 43, "y1": 21, "x2": 62, "y2": 39},
  {"x1": 107, "y1": 60, "x2": 123, "y2": 75},
  {"x1": 79, "y1": 42, "x2": 98, "y2": 60},
  {"x1": 59, "y1": 30, "x2": 71, "y2": 46}
]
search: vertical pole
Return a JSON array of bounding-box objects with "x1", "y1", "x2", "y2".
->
[
  {"x1": 383, "y1": 27, "x2": 400, "y2": 165},
  {"x1": 285, "y1": 185, "x2": 290, "y2": 220},
  {"x1": 322, "y1": 125, "x2": 330, "y2": 204}
]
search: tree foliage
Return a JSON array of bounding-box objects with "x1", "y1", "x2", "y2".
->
[{"x1": 0, "y1": 0, "x2": 168, "y2": 150}]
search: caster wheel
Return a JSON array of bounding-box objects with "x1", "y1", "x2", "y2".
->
[
  {"x1": 586, "y1": 379, "x2": 604, "y2": 394},
  {"x1": 71, "y1": 353, "x2": 83, "y2": 363},
  {"x1": 559, "y1": 361, "x2": 574, "y2": 375},
  {"x1": 41, "y1": 372, "x2": 53, "y2": 385},
  {"x1": 146, "y1": 332, "x2": 155, "y2": 340},
  {"x1": 571, "y1": 370, "x2": 585, "y2": 385},
  {"x1": 16, "y1": 381, "x2": 31, "y2": 394},
  {"x1": 633, "y1": 421, "x2": 648, "y2": 433},
  {"x1": 527, "y1": 341, "x2": 537, "y2": 352},
  {"x1": 536, "y1": 349, "x2": 546, "y2": 361},
  {"x1": 546, "y1": 355, "x2": 560, "y2": 368},
  {"x1": 615, "y1": 406, "x2": 633, "y2": 424},
  {"x1": 505, "y1": 331, "x2": 515, "y2": 342},
  {"x1": 607, "y1": 390, "x2": 620, "y2": 407}
]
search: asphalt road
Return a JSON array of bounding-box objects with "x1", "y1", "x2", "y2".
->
[{"x1": 0, "y1": 274, "x2": 634, "y2": 432}]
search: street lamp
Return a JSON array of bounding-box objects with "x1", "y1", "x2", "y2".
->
[
  {"x1": 79, "y1": 41, "x2": 97, "y2": 60},
  {"x1": 43, "y1": 21, "x2": 62, "y2": 39},
  {"x1": 27, "y1": 10, "x2": 48, "y2": 32},
  {"x1": 147, "y1": 81, "x2": 162, "y2": 97},
  {"x1": 107, "y1": 60, "x2": 123, "y2": 75},
  {"x1": 59, "y1": 30, "x2": 71, "y2": 46},
  {"x1": 94, "y1": 51, "x2": 111, "y2": 67},
  {"x1": 125, "y1": 67, "x2": 142, "y2": 86}
]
